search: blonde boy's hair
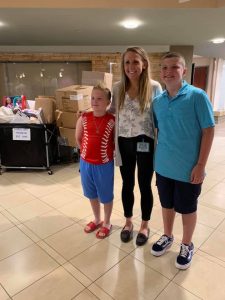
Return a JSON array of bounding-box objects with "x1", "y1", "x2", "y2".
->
[
  {"x1": 161, "y1": 52, "x2": 186, "y2": 67},
  {"x1": 118, "y1": 46, "x2": 153, "y2": 114},
  {"x1": 92, "y1": 82, "x2": 111, "y2": 101}
]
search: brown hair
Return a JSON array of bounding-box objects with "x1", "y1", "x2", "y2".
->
[
  {"x1": 118, "y1": 46, "x2": 152, "y2": 113},
  {"x1": 92, "y1": 82, "x2": 111, "y2": 101},
  {"x1": 161, "y1": 52, "x2": 186, "y2": 67}
]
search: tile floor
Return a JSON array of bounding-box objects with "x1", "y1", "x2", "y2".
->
[{"x1": 0, "y1": 122, "x2": 225, "y2": 300}]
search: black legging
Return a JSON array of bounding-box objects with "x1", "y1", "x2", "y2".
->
[{"x1": 118, "y1": 135, "x2": 154, "y2": 221}]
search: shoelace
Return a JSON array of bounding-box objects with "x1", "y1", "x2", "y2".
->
[
  {"x1": 180, "y1": 244, "x2": 189, "y2": 257},
  {"x1": 157, "y1": 235, "x2": 169, "y2": 245}
]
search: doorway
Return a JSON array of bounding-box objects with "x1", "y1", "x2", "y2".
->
[{"x1": 192, "y1": 66, "x2": 208, "y2": 91}]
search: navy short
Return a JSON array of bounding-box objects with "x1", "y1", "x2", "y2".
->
[{"x1": 156, "y1": 173, "x2": 202, "y2": 214}]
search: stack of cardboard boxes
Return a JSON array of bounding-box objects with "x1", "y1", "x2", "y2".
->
[
  {"x1": 35, "y1": 96, "x2": 56, "y2": 124},
  {"x1": 56, "y1": 71, "x2": 113, "y2": 148},
  {"x1": 56, "y1": 85, "x2": 93, "y2": 147}
]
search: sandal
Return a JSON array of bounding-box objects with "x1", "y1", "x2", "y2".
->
[
  {"x1": 96, "y1": 225, "x2": 112, "y2": 239},
  {"x1": 84, "y1": 221, "x2": 103, "y2": 233}
]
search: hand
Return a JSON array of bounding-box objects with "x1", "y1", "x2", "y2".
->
[{"x1": 190, "y1": 164, "x2": 205, "y2": 184}]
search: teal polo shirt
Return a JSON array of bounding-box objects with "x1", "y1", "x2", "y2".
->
[{"x1": 153, "y1": 81, "x2": 215, "y2": 182}]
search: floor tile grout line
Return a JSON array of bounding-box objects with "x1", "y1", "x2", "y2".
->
[
  {"x1": 0, "y1": 282, "x2": 11, "y2": 300},
  {"x1": 195, "y1": 248, "x2": 225, "y2": 270},
  {"x1": 9, "y1": 264, "x2": 62, "y2": 299}
]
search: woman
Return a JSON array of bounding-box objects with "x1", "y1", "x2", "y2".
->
[{"x1": 110, "y1": 46, "x2": 162, "y2": 246}]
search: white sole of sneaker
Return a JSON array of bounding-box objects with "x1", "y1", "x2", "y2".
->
[
  {"x1": 175, "y1": 261, "x2": 191, "y2": 270},
  {"x1": 151, "y1": 243, "x2": 173, "y2": 257}
]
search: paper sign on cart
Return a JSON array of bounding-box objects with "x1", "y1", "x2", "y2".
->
[{"x1": 12, "y1": 128, "x2": 31, "y2": 141}]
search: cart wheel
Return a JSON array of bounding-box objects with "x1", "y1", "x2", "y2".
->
[{"x1": 48, "y1": 170, "x2": 53, "y2": 175}]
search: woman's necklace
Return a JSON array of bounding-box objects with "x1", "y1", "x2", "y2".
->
[{"x1": 93, "y1": 114, "x2": 106, "y2": 134}]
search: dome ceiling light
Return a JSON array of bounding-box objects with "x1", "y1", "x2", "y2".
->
[
  {"x1": 211, "y1": 38, "x2": 225, "y2": 44},
  {"x1": 121, "y1": 19, "x2": 141, "y2": 29}
]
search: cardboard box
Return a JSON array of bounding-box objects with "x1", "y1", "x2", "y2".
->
[
  {"x1": 59, "y1": 127, "x2": 76, "y2": 147},
  {"x1": 35, "y1": 97, "x2": 56, "y2": 124},
  {"x1": 55, "y1": 85, "x2": 93, "y2": 110},
  {"x1": 62, "y1": 96, "x2": 91, "y2": 112},
  {"x1": 82, "y1": 71, "x2": 113, "y2": 91},
  {"x1": 56, "y1": 111, "x2": 79, "y2": 128}
]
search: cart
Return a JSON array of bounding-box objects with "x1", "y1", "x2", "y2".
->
[{"x1": 0, "y1": 123, "x2": 57, "y2": 175}]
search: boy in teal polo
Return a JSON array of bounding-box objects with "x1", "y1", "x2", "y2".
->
[{"x1": 151, "y1": 52, "x2": 215, "y2": 269}]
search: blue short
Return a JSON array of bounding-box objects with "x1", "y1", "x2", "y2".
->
[
  {"x1": 156, "y1": 173, "x2": 202, "y2": 214},
  {"x1": 79, "y1": 158, "x2": 114, "y2": 204}
]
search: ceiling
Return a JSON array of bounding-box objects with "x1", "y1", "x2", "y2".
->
[{"x1": 1, "y1": 1, "x2": 225, "y2": 59}]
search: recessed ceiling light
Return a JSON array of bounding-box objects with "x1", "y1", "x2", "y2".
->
[
  {"x1": 121, "y1": 19, "x2": 141, "y2": 29},
  {"x1": 211, "y1": 38, "x2": 225, "y2": 44},
  {"x1": 0, "y1": 21, "x2": 5, "y2": 27}
]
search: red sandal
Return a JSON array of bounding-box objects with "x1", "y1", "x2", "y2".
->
[
  {"x1": 84, "y1": 221, "x2": 103, "y2": 233},
  {"x1": 96, "y1": 225, "x2": 112, "y2": 239}
]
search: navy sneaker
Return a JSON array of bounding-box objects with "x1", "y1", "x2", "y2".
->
[
  {"x1": 151, "y1": 234, "x2": 174, "y2": 256},
  {"x1": 175, "y1": 243, "x2": 194, "y2": 270}
]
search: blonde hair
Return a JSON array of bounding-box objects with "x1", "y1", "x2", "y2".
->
[
  {"x1": 118, "y1": 46, "x2": 152, "y2": 113},
  {"x1": 161, "y1": 52, "x2": 186, "y2": 67},
  {"x1": 92, "y1": 82, "x2": 111, "y2": 101}
]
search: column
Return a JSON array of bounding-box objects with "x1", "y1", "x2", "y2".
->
[{"x1": 169, "y1": 45, "x2": 194, "y2": 84}]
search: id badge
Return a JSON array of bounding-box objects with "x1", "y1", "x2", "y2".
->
[{"x1": 137, "y1": 142, "x2": 149, "y2": 152}]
